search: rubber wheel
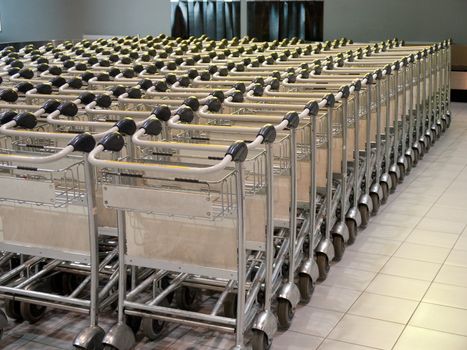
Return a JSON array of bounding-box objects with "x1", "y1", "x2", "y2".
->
[
  {"x1": 174, "y1": 286, "x2": 201, "y2": 311},
  {"x1": 20, "y1": 301, "x2": 46, "y2": 324},
  {"x1": 413, "y1": 148, "x2": 420, "y2": 166},
  {"x1": 345, "y1": 219, "x2": 357, "y2": 245},
  {"x1": 126, "y1": 315, "x2": 142, "y2": 334},
  {"x1": 398, "y1": 163, "x2": 405, "y2": 183},
  {"x1": 298, "y1": 274, "x2": 314, "y2": 304},
  {"x1": 4, "y1": 299, "x2": 23, "y2": 321},
  {"x1": 277, "y1": 299, "x2": 294, "y2": 330},
  {"x1": 389, "y1": 172, "x2": 398, "y2": 192},
  {"x1": 441, "y1": 118, "x2": 447, "y2": 132},
  {"x1": 223, "y1": 293, "x2": 237, "y2": 318},
  {"x1": 358, "y1": 204, "x2": 370, "y2": 229},
  {"x1": 141, "y1": 317, "x2": 167, "y2": 341},
  {"x1": 333, "y1": 235, "x2": 345, "y2": 262},
  {"x1": 102, "y1": 346, "x2": 118, "y2": 350},
  {"x1": 405, "y1": 156, "x2": 413, "y2": 174},
  {"x1": 370, "y1": 192, "x2": 380, "y2": 215},
  {"x1": 380, "y1": 182, "x2": 389, "y2": 205},
  {"x1": 251, "y1": 330, "x2": 270, "y2": 350},
  {"x1": 317, "y1": 254, "x2": 330, "y2": 281}
]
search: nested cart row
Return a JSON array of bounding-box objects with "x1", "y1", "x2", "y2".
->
[{"x1": 0, "y1": 35, "x2": 451, "y2": 350}]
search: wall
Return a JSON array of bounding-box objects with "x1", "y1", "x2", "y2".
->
[
  {"x1": 0, "y1": 0, "x2": 83, "y2": 43},
  {"x1": 81, "y1": 0, "x2": 171, "y2": 37},
  {"x1": 1, "y1": 0, "x2": 465, "y2": 44},
  {"x1": 323, "y1": 0, "x2": 467, "y2": 44}
]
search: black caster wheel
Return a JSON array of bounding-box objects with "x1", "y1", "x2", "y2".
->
[
  {"x1": 405, "y1": 156, "x2": 413, "y2": 174},
  {"x1": 277, "y1": 298, "x2": 294, "y2": 330},
  {"x1": 0, "y1": 309, "x2": 7, "y2": 340},
  {"x1": 380, "y1": 181, "x2": 389, "y2": 205},
  {"x1": 251, "y1": 329, "x2": 271, "y2": 350},
  {"x1": 223, "y1": 293, "x2": 237, "y2": 318},
  {"x1": 358, "y1": 204, "x2": 370, "y2": 229},
  {"x1": 141, "y1": 317, "x2": 167, "y2": 341},
  {"x1": 345, "y1": 218, "x2": 357, "y2": 245},
  {"x1": 389, "y1": 172, "x2": 398, "y2": 193},
  {"x1": 441, "y1": 119, "x2": 447, "y2": 132},
  {"x1": 174, "y1": 286, "x2": 201, "y2": 311},
  {"x1": 413, "y1": 148, "x2": 420, "y2": 166},
  {"x1": 20, "y1": 301, "x2": 46, "y2": 324},
  {"x1": 298, "y1": 274, "x2": 314, "y2": 304},
  {"x1": 141, "y1": 288, "x2": 169, "y2": 340},
  {"x1": 317, "y1": 254, "x2": 330, "y2": 281},
  {"x1": 332, "y1": 235, "x2": 345, "y2": 262},
  {"x1": 398, "y1": 163, "x2": 406, "y2": 183},
  {"x1": 4, "y1": 299, "x2": 23, "y2": 321},
  {"x1": 370, "y1": 192, "x2": 380, "y2": 215},
  {"x1": 126, "y1": 315, "x2": 142, "y2": 334}
]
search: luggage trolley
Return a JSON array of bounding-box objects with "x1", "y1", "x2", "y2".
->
[
  {"x1": 90, "y1": 127, "x2": 281, "y2": 349},
  {"x1": 0, "y1": 115, "x2": 111, "y2": 348}
]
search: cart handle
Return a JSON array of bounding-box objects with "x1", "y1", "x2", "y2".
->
[
  {"x1": 0, "y1": 132, "x2": 95, "y2": 164},
  {"x1": 89, "y1": 132, "x2": 248, "y2": 175}
]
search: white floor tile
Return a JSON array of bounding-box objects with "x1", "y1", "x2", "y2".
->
[
  {"x1": 445, "y1": 249, "x2": 467, "y2": 268},
  {"x1": 348, "y1": 292, "x2": 418, "y2": 324},
  {"x1": 271, "y1": 330, "x2": 323, "y2": 350},
  {"x1": 394, "y1": 326, "x2": 467, "y2": 350},
  {"x1": 405, "y1": 229, "x2": 459, "y2": 248},
  {"x1": 410, "y1": 302, "x2": 467, "y2": 336},
  {"x1": 308, "y1": 285, "x2": 362, "y2": 313},
  {"x1": 424, "y1": 282, "x2": 467, "y2": 310},
  {"x1": 318, "y1": 339, "x2": 378, "y2": 350},
  {"x1": 426, "y1": 205, "x2": 467, "y2": 224},
  {"x1": 366, "y1": 274, "x2": 430, "y2": 301},
  {"x1": 347, "y1": 237, "x2": 401, "y2": 256},
  {"x1": 328, "y1": 314, "x2": 404, "y2": 350},
  {"x1": 321, "y1": 266, "x2": 376, "y2": 292},
  {"x1": 381, "y1": 257, "x2": 441, "y2": 281},
  {"x1": 435, "y1": 264, "x2": 467, "y2": 288},
  {"x1": 289, "y1": 307, "x2": 343, "y2": 338},
  {"x1": 337, "y1": 250, "x2": 390, "y2": 272},
  {"x1": 362, "y1": 223, "x2": 412, "y2": 241},
  {"x1": 394, "y1": 242, "x2": 450, "y2": 263},
  {"x1": 416, "y1": 217, "x2": 466, "y2": 234},
  {"x1": 372, "y1": 212, "x2": 421, "y2": 228}
]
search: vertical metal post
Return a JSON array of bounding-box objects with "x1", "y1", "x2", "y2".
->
[
  {"x1": 234, "y1": 162, "x2": 246, "y2": 348},
  {"x1": 393, "y1": 70, "x2": 400, "y2": 166},
  {"x1": 341, "y1": 99, "x2": 348, "y2": 222},
  {"x1": 326, "y1": 107, "x2": 333, "y2": 239},
  {"x1": 288, "y1": 129, "x2": 297, "y2": 283},
  {"x1": 264, "y1": 144, "x2": 274, "y2": 312},
  {"x1": 401, "y1": 65, "x2": 407, "y2": 156},
  {"x1": 384, "y1": 75, "x2": 391, "y2": 174},
  {"x1": 84, "y1": 157, "x2": 99, "y2": 327},
  {"x1": 309, "y1": 116, "x2": 317, "y2": 257},
  {"x1": 415, "y1": 59, "x2": 421, "y2": 142},
  {"x1": 365, "y1": 83, "x2": 372, "y2": 194},
  {"x1": 353, "y1": 92, "x2": 360, "y2": 208},
  {"x1": 375, "y1": 79, "x2": 382, "y2": 179}
]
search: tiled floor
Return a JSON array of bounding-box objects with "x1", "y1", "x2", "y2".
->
[{"x1": 2, "y1": 102, "x2": 467, "y2": 349}]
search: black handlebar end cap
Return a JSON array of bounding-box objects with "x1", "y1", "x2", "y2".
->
[
  {"x1": 176, "y1": 106, "x2": 194, "y2": 123},
  {"x1": 99, "y1": 132, "x2": 125, "y2": 152},
  {"x1": 0, "y1": 110, "x2": 17, "y2": 125},
  {"x1": 284, "y1": 111, "x2": 300, "y2": 129},
  {"x1": 226, "y1": 141, "x2": 248, "y2": 162},
  {"x1": 183, "y1": 96, "x2": 200, "y2": 111},
  {"x1": 14, "y1": 112, "x2": 37, "y2": 129},
  {"x1": 68, "y1": 133, "x2": 96, "y2": 153},
  {"x1": 305, "y1": 101, "x2": 319, "y2": 116},
  {"x1": 115, "y1": 118, "x2": 137, "y2": 136},
  {"x1": 153, "y1": 105, "x2": 172, "y2": 122},
  {"x1": 42, "y1": 99, "x2": 61, "y2": 113},
  {"x1": 258, "y1": 124, "x2": 277, "y2": 144},
  {"x1": 141, "y1": 117, "x2": 163, "y2": 136}
]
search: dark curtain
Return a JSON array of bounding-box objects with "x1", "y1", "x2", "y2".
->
[
  {"x1": 247, "y1": 1, "x2": 323, "y2": 41},
  {"x1": 171, "y1": 1, "x2": 241, "y2": 40}
]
